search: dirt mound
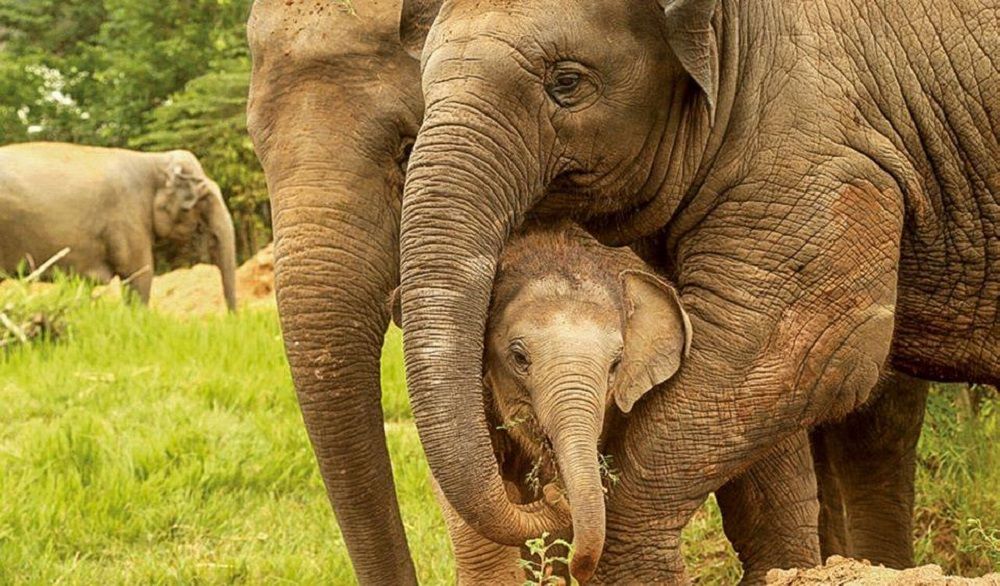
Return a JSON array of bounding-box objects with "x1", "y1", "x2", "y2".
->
[
  {"x1": 767, "y1": 556, "x2": 1000, "y2": 585},
  {"x1": 149, "y1": 242, "x2": 276, "y2": 316}
]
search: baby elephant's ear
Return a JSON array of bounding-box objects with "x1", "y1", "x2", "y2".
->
[
  {"x1": 388, "y1": 286, "x2": 403, "y2": 328},
  {"x1": 614, "y1": 270, "x2": 693, "y2": 414}
]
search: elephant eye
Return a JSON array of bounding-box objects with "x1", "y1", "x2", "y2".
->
[
  {"x1": 545, "y1": 62, "x2": 598, "y2": 109},
  {"x1": 608, "y1": 353, "x2": 622, "y2": 384},
  {"x1": 508, "y1": 340, "x2": 531, "y2": 374}
]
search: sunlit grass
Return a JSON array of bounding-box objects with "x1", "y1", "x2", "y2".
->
[
  {"x1": 1, "y1": 280, "x2": 997, "y2": 583},
  {"x1": 0, "y1": 288, "x2": 450, "y2": 584}
]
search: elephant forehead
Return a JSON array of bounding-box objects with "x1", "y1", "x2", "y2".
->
[
  {"x1": 506, "y1": 277, "x2": 618, "y2": 316},
  {"x1": 495, "y1": 283, "x2": 622, "y2": 348},
  {"x1": 436, "y1": 0, "x2": 659, "y2": 54}
]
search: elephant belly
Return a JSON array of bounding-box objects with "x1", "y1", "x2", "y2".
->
[
  {"x1": 875, "y1": 0, "x2": 1000, "y2": 385},
  {"x1": 892, "y1": 189, "x2": 1000, "y2": 386},
  {"x1": 0, "y1": 213, "x2": 110, "y2": 281}
]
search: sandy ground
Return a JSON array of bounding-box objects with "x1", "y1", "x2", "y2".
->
[
  {"x1": 92, "y1": 243, "x2": 276, "y2": 316},
  {"x1": 767, "y1": 556, "x2": 1000, "y2": 585}
]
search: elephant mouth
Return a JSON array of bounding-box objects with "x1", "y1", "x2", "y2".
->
[
  {"x1": 491, "y1": 412, "x2": 618, "y2": 506},
  {"x1": 492, "y1": 416, "x2": 561, "y2": 504}
]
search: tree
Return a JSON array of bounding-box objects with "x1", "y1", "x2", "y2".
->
[
  {"x1": 133, "y1": 61, "x2": 268, "y2": 261},
  {"x1": 0, "y1": 0, "x2": 270, "y2": 258}
]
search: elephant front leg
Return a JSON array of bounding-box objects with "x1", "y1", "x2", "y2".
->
[
  {"x1": 717, "y1": 430, "x2": 820, "y2": 585},
  {"x1": 430, "y1": 476, "x2": 526, "y2": 585},
  {"x1": 811, "y1": 370, "x2": 929, "y2": 568},
  {"x1": 114, "y1": 249, "x2": 154, "y2": 306}
]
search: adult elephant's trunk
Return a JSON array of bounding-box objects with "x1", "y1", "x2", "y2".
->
[
  {"x1": 247, "y1": 43, "x2": 420, "y2": 581},
  {"x1": 206, "y1": 190, "x2": 238, "y2": 312},
  {"x1": 537, "y1": 372, "x2": 607, "y2": 584},
  {"x1": 400, "y1": 113, "x2": 567, "y2": 545}
]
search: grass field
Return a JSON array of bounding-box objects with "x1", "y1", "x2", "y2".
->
[{"x1": 1, "y1": 280, "x2": 998, "y2": 584}]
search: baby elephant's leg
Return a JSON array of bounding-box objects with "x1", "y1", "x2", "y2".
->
[
  {"x1": 716, "y1": 430, "x2": 821, "y2": 585},
  {"x1": 430, "y1": 476, "x2": 525, "y2": 585}
]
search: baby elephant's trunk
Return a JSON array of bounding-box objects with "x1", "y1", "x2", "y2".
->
[{"x1": 540, "y1": 376, "x2": 607, "y2": 583}]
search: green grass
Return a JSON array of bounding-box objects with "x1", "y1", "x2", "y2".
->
[{"x1": 1, "y1": 281, "x2": 997, "y2": 584}]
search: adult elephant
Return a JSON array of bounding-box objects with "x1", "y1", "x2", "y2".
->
[
  {"x1": 247, "y1": 1, "x2": 822, "y2": 583},
  {"x1": 246, "y1": 1, "x2": 423, "y2": 582},
  {"x1": 395, "y1": 0, "x2": 998, "y2": 582},
  {"x1": 0, "y1": 142, "x2": 237, "y2": 310}
]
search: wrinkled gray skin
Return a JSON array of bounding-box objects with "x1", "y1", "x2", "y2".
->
[
  {"x1": 0, "y1": 142, "x2": 236, "y2": 310},
  {"x1": 395, "y1": 0, "x2": 999, "y2": 582},
  {"x1": 247, "y1": 2, "x2": 821, "y2": 583}
]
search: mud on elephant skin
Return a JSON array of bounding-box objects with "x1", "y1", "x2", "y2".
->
[
  {"x1": 396, "y1": 0, "x2": 1000, "y2": 581},
  {"x1": 0, "y1": 142, "x2": 237, "y2": 311}
]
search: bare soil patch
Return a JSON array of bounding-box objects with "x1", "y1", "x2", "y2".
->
[
  {"x1": 767, "y1": 556, "x2": 1000, "y2": 585},
  {"x1": 151, "y1": 243, "x2": 275, "y2": 316},
  {"x1": 94, "y1": 243, "x2": 276, "y2": 316}
]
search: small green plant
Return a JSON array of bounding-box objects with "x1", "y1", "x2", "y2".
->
[
  {"x1": 524, "y1": 457, "x2": 544, "y2": 498},
  {"x1": 519, "y1": 532, "x2": 574, "y2": 586},
  {"x1": 959, "y1": 518, "x2": 1000, "y2": 568},
  {"x1": 0, "y1": 251, "x2": 92, "y2": 352},
  {"x1": 598, "y1": 453, "x2": 620, "y2": 495}
]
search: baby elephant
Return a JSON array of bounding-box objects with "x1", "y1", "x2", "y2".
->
[{"x1": 394, "y1": 220, "x2": 691, "y2": 583}]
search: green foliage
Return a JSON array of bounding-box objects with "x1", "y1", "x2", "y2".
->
[
  {"x1": 0, "y1": 0, "x2": 269, "y2": 259},
  {"x1": 914, "y1": 385, "x2": 1000, "y2": 576},
  {"x1": 0, "y1": 274, "x2": 89, "y2": 351},
  {"x1": 0, "y1": 0, "x2": 251, "y2": 144},
  {"x1": 520, "y1": 533, "x2": 573, "y2": 586}
]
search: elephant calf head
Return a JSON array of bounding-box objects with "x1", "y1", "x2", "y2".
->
[{"x1": 394, "y1": 220, "x2": 691, "y2": 582}]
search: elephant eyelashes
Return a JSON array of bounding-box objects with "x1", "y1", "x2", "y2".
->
[
  {"x1": 545, "y1": 61, "x2": 598, "y2": 108},
  {"x1": 508, "y1": 341, "x2": 532, "y2": 374}
]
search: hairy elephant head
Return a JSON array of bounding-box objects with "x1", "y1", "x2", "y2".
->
[
  {"x1": 153, "y1": 150, "x2": 237, "y2": 311},
  {"x1": 481, "y1": 226, "x2": 692, "y2": 581},
  {"x1": 396, "y1": 0, "x2": 718, "y2": 553}
]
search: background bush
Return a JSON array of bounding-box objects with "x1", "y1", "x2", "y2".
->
[{"x1": 0, "y1": 0, "x2": 268, "y2": 262}]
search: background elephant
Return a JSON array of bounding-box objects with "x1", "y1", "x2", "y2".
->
[
  {"x1": 0, "y1": 142, "x2": 237, "y2": 310},
  {"x1": 394, "y1": 0, "x2": 998, "y2": 581}
]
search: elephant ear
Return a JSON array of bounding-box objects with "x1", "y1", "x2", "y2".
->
[
  {"x1": 153, "y1": 154, "x2": 206, "y2": 237},
  {"x1": 658, "y1": 0, "x2": 719, "y2": 118},
  {"x1": 613, "y1": 270, "x2": 693, "y2": 414},
  {"x1": 398, "y1": 0, "x2": 444, "y2": 59}
]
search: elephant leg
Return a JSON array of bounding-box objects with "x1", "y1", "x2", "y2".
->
[
  {"x1": 810, "y1": 370, "x2": 929, "y2": 568},
  {"x1": 114, "y1": 250, "x2": 153, "y2": 305},
  {"x1": 811, "y1": 436, "x2": 849, "y2": 559},
  {"x1": 125, "y1": 268, "x2": 153, "y2": 305},
  {"x1": 717, "y1": 430, "x2": 821, "y2": 585},
  {"x1": 431, "y1": 477, "x2": 525, "y2": 585}
]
